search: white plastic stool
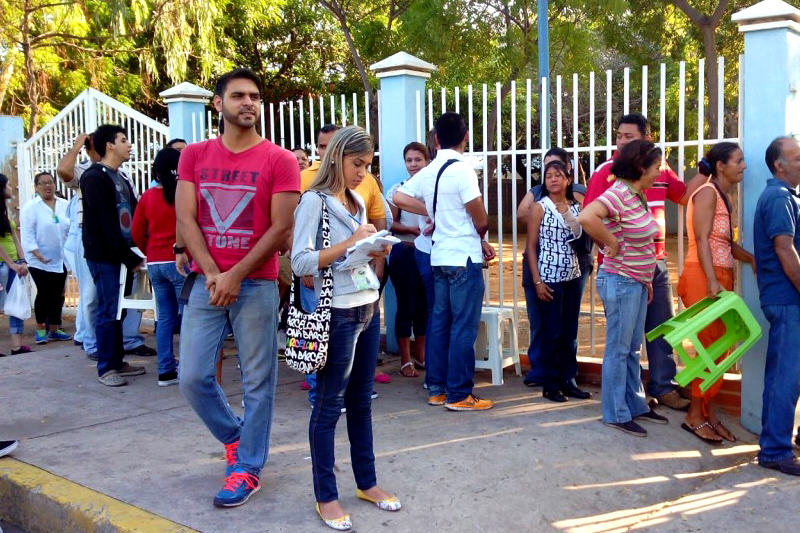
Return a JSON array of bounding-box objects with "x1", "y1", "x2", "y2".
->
[
  {"x1": 474, "y1": 306, "x2": 521, "y2": 385},
  {"x1": 116, "y1": 248, "x2": 157, "y2": 320}
]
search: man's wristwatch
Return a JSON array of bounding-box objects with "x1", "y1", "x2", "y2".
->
[{"x1": 173, "y1": 244, "x2": 186, "y2": 255}]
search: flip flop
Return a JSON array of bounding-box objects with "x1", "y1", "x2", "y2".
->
[
  {"x1": 375, "y1": 372, "x2": 392, "y2": 384},
  {"x1": 681, "y1": 421, "x2": 723, "y2": 444},
  {"x1": 412, "y1": 358, "x2": 426, "y2": 370},
  {"x1": 709, "y1": 421, "x2": 737, "y2": 442},
  {"x1": 399, "y1": 362, "x2": 419, "y2": 378}
]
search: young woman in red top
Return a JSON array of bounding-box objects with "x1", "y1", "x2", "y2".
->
[{"x1": 132, "y1": 147, "x2": 187, "y2": 386}]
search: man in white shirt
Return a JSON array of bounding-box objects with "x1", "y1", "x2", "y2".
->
[
  {"x1": 57, "y1": 133, "x2": 155, "y2": 360},
  {"x1": 394, "y1": 112, "x2": 496, "y2": 411}
]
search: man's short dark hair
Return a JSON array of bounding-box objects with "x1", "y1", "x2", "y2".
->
[
  {"x1": 214, "y1": 68, "x2": 263, "y2": 98},
  {"x1": 92, "y1": 124, "x2": 127, "y2": 158},
  {"x1": 618, "y1": 113, "x2": 651, "y2": 138},
  {"x1": 435, "y1": 112, "x2": 468, "y2": 149},
  {"x1": 318, "y1": 124, "x2": 339, "y2": 140},
  {"x1": 766, "y1": 136, "x2": 794, "y2": 175},
  {"x1": 34, "y1": 171, "x2": 54, "y2": 186},
  {"x1": 166, "y1": 138, "x2": 187, "y2": 148}
]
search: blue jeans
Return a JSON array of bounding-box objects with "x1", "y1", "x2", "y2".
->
[
  {"x1": 389, "y1": 243, "x2": 427, "y2": 338},
  {"x1": 72, "y1": 236, "x2": 145, "y2": 355},
  {"x1": 643, "y1": 260, "x2": 678, "y2": 397},
  {"x1": 310, "y1": 303, "x2": 379, "y2": 503},
  {"x1": 531, "y1": 277, "x2": 582, "y2": 394},
  {"x1": 86, "y1": 261, "x2": 125, "y2": 377},
  {"x1": 415, "y1": 249, "x2": 435, "y2": 366},
  {"x1": 597, "y1": 270, "x2": 650, "y2": 423},
  {"x1": 0, "y1": 263, "x2": 25, "y2": 334},
  {"x1": 427, "y1": 259, "x2": 484, "y2": 403},
  {"x1": 758, "y1": 304, "x2": 800, "y2": 464},
  {"x1": 179, "y1": 277, "x2": 279, "y2": 476},
  {"x1": 148, "y1": 263, "x2": 185, "y2": 375}
]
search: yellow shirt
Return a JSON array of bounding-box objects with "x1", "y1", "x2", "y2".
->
[
  {"x1": 0, "y1": 220, "x2": 19, "y2": 262},
  {"x1": 300, "y1": 162, "x2": 386, "y2": 222}
]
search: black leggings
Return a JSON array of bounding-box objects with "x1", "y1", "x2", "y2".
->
[{"x1": 28, "y1": 266, "x2": 67, "y2": 327}]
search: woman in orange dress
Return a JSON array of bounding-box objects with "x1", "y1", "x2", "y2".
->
[{"x1": 678, "y1": 142, "x2": 755, "y2": 444}]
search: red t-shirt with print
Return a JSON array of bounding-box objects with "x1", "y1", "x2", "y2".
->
[
  {"x1": 178, "y1": 137, "x2": 300, "y2": 279},
  {"x1": 584, "y1": 155, "x2": 685, "y2": 265}
]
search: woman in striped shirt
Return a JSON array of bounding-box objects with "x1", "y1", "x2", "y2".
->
[{"x1": 579, "y1": 140, "x2": 669, "y2": 438}]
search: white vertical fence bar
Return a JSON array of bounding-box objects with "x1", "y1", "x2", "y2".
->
[
  {"x1": 269, "y1": 103, "x2": 276, "y2": 145},
  {"x1": 299, "y1": 99, "x2": 306, "y2": 148},
  {"x1": 678, "y1": 61, "x2": 686, "y2": 274},
  {"x1": 605, "y1": 70, "x2": 612, "y2": 159},
  {"x1": 318, "y1": 95, "x2": 325, "y2": 127},
  {"x1": 510, "y1": 80, "x2": 518, "y2": 315},
  {"x1": 454, "y1": 86, "x2": 460, "y2": 114},
  {"x1": 352, "y1": 93, "x2": 358, "y2": 127},
  {"x1": 467, "y1": 85, "x2": 474, "y2": 154},
  {"x1": 278, "y1": 102, "x2": 286, "y2": 147},
  {"x1": 718, "y1": 56, "x2": 726, "y2": 138},
  {"x1": 589, "y1": 71, "x2": 596, "y2": 175},
  {"x1": 329, "y1": 95, "x2": 335, "y2": 124},
  {"x1": 289, "y1": 101, "x2": 296, "y2": 147},
  {"x1": 698, "y1": 58, "x2": 706, "y2": 159},
  {"x1": 659, "y1": 63, "x2": 666, "y2": 154},
  {"x1": 642, "y1": 65, "x2": 648, "y2": 117},
  {"x1": 340, "y1": 94, "x2": 346, "y2": 126},
  {"x1": 427, "y1": 88, "x2": 434, "y2": 130},
  {"x1": 495, "y1": 81, "x2": 503, "y2": 306},
  {"x1": 556, "y1": 75, "x2": 563, "y2": 147},
  {"x1": 540, "y1": 77, "x2": 548, "y2": 151},
  {"x1": 481, "y1": 83, "x2": 489, "y2": 304},
  {"x1": 623, "y1": 67, "x2": 630, "y2": 114},
  {"x1": 572, "y1": 73, "x2": 579, "y2": 180},
  {"x1": 364, "y1": 92, "x2": 371, "y2": 136},
  {"x1": 525, "y1": 78, "x2": 532, "y2": 190},
  {"x1": 441, "y1": 87, "x2": 446, "y2": 114}
]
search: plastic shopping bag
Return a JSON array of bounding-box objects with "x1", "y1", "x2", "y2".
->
[{"x1": 3, "y1": 275, "x2": 31, "y2": 320}]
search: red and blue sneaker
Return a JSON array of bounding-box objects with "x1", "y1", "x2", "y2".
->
[
  {"x1": 213, "y1": 469, "x2": 260, "y2": 508},
  {"x1": 224, "y1": 439, "x2": 239, "y2": 477}
]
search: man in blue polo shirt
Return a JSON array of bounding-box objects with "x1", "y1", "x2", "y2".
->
[{"x1": 753, "y1": 136, "x2": 800, "y2": 476}]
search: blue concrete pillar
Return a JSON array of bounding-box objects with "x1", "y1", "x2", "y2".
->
[
  {"x1": 733, "y1": 0, "x2": 800, "y2": 433},
  {"x1": 159, "y1": 82, "x2": 213, "y2": 144},
  {"x1": 370, "y1": 52, "x2": 437, "y2": 354}
]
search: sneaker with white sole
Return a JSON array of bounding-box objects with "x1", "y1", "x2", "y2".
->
[
  {"x1": 98, "y1": 370, "x2": 127, "y2": 387},
  {"x1": 157, "y1": 370, "x2": 178, "y2": 386},
  {"x1": 604, "y1": 420, "x2": 647, "y2": 437},
  {"x1": 0, "y1": 440, "x2": 18, "y2": 457}
]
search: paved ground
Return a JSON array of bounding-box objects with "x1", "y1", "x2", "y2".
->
[{"x1": 1, "y1": 335, "x2": 799, "y2": 532}]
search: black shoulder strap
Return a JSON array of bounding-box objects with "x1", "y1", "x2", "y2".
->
[{"x1": 432, "y1": 159, "x2": 459, "y2": 222}]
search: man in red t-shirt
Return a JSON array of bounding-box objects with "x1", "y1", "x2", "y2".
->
[
  {"x1": 176, "y1": 68, "x2": 300, "y2": 508},
  {"x1": 584, "y1": 113, "x2": 703, "y2": 411}
]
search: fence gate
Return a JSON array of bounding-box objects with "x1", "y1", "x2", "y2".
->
[{"x1": 16, "y1": 88, "x2": 170, "y2": 307}]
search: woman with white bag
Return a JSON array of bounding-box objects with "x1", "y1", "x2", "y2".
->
[{"x1": 0, "y1": 173, "x2": 31, "y2": 356}]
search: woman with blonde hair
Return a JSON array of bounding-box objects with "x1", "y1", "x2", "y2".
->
[{"x1": 292, "y1": 126, "x2": 400, "y2": 531}]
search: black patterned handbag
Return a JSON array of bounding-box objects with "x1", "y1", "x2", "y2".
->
[{"x1": 285, "y1": 192, "x2": 334, "y2": 374}]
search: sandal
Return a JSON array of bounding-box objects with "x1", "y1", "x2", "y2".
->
[
  {"x1": 681, "y1": 421, "x2": 723, "y2": 444},
  {"x1": 399, "y1": 362, "x2": 419, "y2": 378},
  {"x1": 355, "y1": 488, "x2": 402, "y2": 511},
  {"x1": 375, "y1": 372, "x2": 392, "y2": 384},
  {"x1": 709, "y1": 420, "x2": 737, "y2": 442},
  {"x1": 412, "y1": 358, "x2": 425, "y2": 370}
]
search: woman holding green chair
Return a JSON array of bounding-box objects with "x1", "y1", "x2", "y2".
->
[{"x1": 677, "y1": 142, "x2": 755, "y2": 444}]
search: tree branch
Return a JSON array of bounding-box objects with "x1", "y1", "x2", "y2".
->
[
  {"x1": 670, "y1": 0, "x2": 705, "y2": 26},
  {"x1": 710, "y1": 0, "x2": 730, "y2": 27}
]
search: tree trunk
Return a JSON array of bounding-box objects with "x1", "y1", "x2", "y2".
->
[
  {"x1": 701, "y1": 23, "x2": 720, "y2": 138},
  {"x1": 22, "y1": 3, "x2": 39, "y2": 135},
  {"x1": 0, "y1": 51, "x2": 15, "y2": 113}
]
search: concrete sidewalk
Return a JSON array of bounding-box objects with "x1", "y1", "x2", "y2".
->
[{"x1": 1, "y1": 336, "x2": 797, "y2": 532}]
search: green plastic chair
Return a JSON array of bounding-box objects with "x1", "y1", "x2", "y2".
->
[{"x1": 646, "y1": 291, "x2": 762, "y2": 393}]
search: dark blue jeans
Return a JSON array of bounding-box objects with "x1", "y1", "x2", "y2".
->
[
  {"x1": 758, "y1": 304, "x2": 800, "y2": 464},
  {"x1": 87, "y1": 261, "x2": 125, "y2": 377},
  {"x1": 427, "y1": 259, "x2": 484, "y2": 403},
  {"x1": 389, "y1": 243, "x2": 427, "y2": 338},
  {"x1": 532, "y1": 277, "x2": 582, "y2": 394},
  {"x1": 310, "y1": 303, "x2": 379, "y2": 503},
  {"x1": 643, "y1": 260, "x2": 679, "y2": 397},
  {"x1": 415, "y1": 249, "x2": 434, "y2": 358}
]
